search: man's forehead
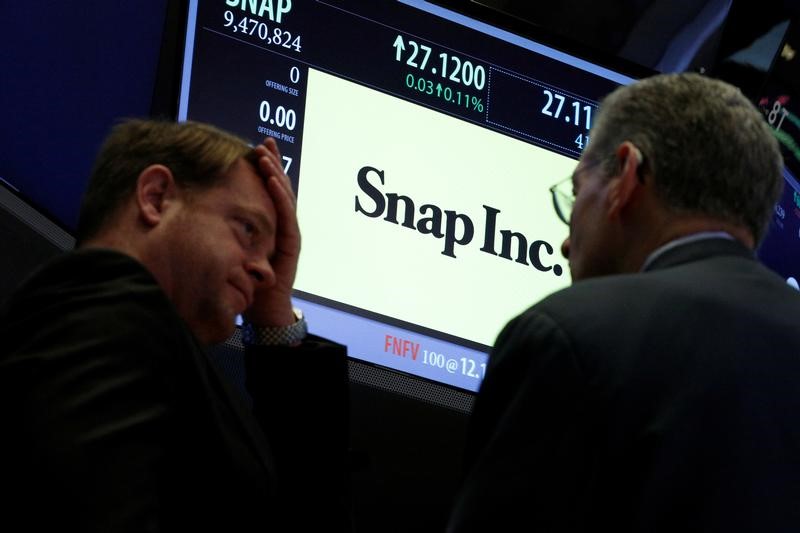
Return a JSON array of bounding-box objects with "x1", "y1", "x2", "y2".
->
[
  {"x1": 226, "y1": 157, "x2": 268, "y2": 187},
  {"x1": 239, "y1": 151, "x2": 268, "y2": 182},
  {"x1": 221, "y1": 158, "x2": 275, "y2": 207}
]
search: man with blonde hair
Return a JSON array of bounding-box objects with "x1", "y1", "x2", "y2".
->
[{"x1": 0, "y1": 119, "x2": 351, "y2": 532}]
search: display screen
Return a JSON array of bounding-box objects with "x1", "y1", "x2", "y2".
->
[
  {"x1": 177, "y1": 0, "x2": 637, "y2": 391},
  {"x1": 755, "y1": 21, "x2": 800, "y2": 286}
]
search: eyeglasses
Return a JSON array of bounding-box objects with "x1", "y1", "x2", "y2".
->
[
  {"x1": 549, "y1": 176, "x2": 574, "y2": 226},
  {"x1": 548, "y1": 146, "x2": 645, "y2": 226}
]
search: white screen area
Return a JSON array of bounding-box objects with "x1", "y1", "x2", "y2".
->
[{"x1": 296, "y1": 68, "x2": 572, "y2": 348}]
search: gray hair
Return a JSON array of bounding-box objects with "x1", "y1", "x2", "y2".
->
[{"x1": 584, "y1": 72, "x2": 783, "y2": 243}]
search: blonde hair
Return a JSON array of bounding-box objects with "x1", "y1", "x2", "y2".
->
[{"x1": 77, "y1": 119, "x2": 257, "y2": 243}]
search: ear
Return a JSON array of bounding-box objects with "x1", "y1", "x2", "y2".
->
[
  {"x1": 136, "y1": 164, "x2": 178, "y2": 227},
  {"x1": 606, "y1": 141, "x2": 643, "y2": 218}
]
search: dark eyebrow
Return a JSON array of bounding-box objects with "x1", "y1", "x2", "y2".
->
[{"x1": 234, "y1": 206, "x2": 274, "y2": 235}]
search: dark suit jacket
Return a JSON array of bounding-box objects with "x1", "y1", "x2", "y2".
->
[
  {"x1": 448, "y1": 237, "x2": 800, "y2": 532},
  {"x1": 0, "y1": 249, "x2": 350, "y2": 532}
]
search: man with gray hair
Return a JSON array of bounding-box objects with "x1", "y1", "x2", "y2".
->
[{"x1": 447, "y1": 73, "x2": 800, "y2": 532}]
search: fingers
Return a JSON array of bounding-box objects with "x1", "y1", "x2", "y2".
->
[
  {"x1": 254, "y1": 138, "x2": 300, "y2": 253},
  {"x1": 254, "y1": 138, "x2": 295, "y2": 207},
  {"x1": 268, "y1": 175, "x2": 300, "y2": 248}
]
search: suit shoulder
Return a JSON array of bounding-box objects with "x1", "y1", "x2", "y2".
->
[{"x1": 0, "y1": 249, "x2": 191, "y2": 367}]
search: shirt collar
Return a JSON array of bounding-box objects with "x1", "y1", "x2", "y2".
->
[{"x1": 640, "y1": 231, "x2": 736, "y2": 272}]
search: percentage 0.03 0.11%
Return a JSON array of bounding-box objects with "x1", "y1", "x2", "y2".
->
[{"x1": 405, "y1": 72, "x2": 484, "y2": 113}]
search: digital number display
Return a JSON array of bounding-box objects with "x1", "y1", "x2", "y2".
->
[{"x1": 755, "y1": 26, "x2": 800, "y2": 289}]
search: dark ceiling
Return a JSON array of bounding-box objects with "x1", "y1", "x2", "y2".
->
[{"x1": 473, "y1": 0, "x2": 798, "y2": 75}]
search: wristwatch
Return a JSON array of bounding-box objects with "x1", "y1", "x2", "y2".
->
[{"x1": 241, "y1": 307, "x2": 307, "y2": 346}]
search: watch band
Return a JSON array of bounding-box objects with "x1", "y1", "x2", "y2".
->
[{"x1": 241, "y1": 308, "x2": 307, "y2": 346}]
